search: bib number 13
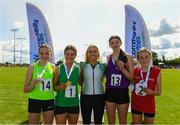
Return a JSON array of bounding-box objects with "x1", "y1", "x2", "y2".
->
[
  {"x1": 40, "y1": 79, "x2": 51, "y2": 91},
  {"x1": 111, "y1": 74, "x2": 122, "y2": 86}
]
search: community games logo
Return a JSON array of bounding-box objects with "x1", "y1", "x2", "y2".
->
[{"x1": 131, "y1": 21, "x2": 142, "y2": 58}]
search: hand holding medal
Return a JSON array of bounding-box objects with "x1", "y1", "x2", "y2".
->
[
  {"x1": 116, "y1": 60, "x2": 125, "y2": 70},
  {"x1": 143, "y1": 88, "x2": 154, "y2": 95},
  {"x1": 60, "y1": 83, "x2": 67, "y2": 90},
  {"x1": 32, "y1": 78, "x2": 42, "y2": 86}
]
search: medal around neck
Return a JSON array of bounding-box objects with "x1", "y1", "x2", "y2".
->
[{"x1": 66, "y1": 80, "x2": 72, "y2": 86}]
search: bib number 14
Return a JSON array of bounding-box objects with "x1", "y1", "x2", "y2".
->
[
  {"x1": 40, "y1": 79, "x2": 51, "y2": 91},
  {"x1": 111, "y1": 74, "x2": 122, "y2": 86}
]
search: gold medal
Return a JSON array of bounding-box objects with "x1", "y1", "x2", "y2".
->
[{"x1": 66, "y1": 80, "x2": 71, "y2": 86}]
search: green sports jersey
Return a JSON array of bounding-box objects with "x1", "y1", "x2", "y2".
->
[
  {"x1": 28, "y1": 61, "x2": 54, "y2": 100},
  {"x1": 55, "y1": 63, "x2": 80, "y2": 107}
]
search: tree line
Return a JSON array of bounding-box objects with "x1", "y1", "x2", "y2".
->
[
  {"x1": 0, "y1": 51, "x2": 179, "y2": 67},
  {"x1": 152, "y1": 51, "x2": 180, "y2": 67}
]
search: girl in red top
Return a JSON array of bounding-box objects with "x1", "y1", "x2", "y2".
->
[{"x1": 131, "y1": 47, "x2": 162, "y2": 124}]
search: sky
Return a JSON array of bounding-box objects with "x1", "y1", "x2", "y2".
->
[{"x1": 0, "y1": 0, "x2": 180, "y2": 63}]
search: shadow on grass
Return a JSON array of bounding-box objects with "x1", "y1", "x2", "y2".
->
[
  {"x1": 19, "y1": 120, "x2": 43, "y2": 125},
  {"x1": 19, "y1": 120, "x2": 29, "y2": 124}
]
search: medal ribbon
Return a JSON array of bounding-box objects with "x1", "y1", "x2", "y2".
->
[
  {"x1": 140, "y1": 63, "x2": 152, "y2": 88},
  {"x1": 64, "y1": 63, "x2": 74, "y2": 80},
  {"x1": 36, "y1": 61, "x2": 48, "y2": 78}
]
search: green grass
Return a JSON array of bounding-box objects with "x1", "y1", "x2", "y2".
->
[
  {"x1": 155, "y1": 69, "x2": 180, "y2": 124},
  {"x1": 0, "y1": 67, "x2": 28, "y2": 124},
  {"x1": 0, "y1": 67, "x2": 180, "y2": 124}
]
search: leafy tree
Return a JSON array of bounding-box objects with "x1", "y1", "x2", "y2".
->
[
  {"x1": 162, "y1": 55, "x2": 166, "y2": 64},
  {"x1": 152, "y1": 51, "x2": 159, "y2": 65}
]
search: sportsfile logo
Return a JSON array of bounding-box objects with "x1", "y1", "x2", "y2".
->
[
  {"x1": 131, "y1": 21, "x2": 142, "y2": 58},
  {"x1": 33, "y1": 19, "x2": 45, "y2": 47}
]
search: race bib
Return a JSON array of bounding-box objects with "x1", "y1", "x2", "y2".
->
[
  {"x1": 40, "y1": 79, "x2": 52, "y2": 91},
  {"x1": 111, "y1": 74, "x2": 122, "y2": 86},
  {"x1": 65, "y1": 86, "x2": 76, "y2": 98},
  {"x1": 135, "y1": 80, "x2": 147, "y2": 96}
]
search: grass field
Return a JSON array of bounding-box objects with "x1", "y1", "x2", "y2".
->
[{"x1": 0, "y1": 67, "x2": 180, "y2": 124}]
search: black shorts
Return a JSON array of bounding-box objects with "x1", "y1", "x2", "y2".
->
[
  {"x1": 132, "y1": 109, "x2": 155, "y2": 118},
  {"x1": 105, "y1": 88, "x2": 130, "y2": 104},
  {"x1": 28, "y1": 98, "x2": 54, "y2": 113},
  {"x1": 55, "y1": 106, "x2": 79, "y2": 114}
]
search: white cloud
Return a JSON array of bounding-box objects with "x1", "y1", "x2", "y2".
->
[
  {"x1": 149, "y1": 18, "x2": 180, "y2": 37},
  {"x1": 155, "y1": 48, "x2": 180, "y2": 60},
  {"x1": 159, "y1": 38, "x2": 173, "y2": 49},
  {"x1": 174, "y1": 42, "x2": 180, "y2": 48},
  {"x1": 1, "y1": 0, "x2": 180, "y2": 63},
  {"x1": 151, "y1": 38, "x2": 180, "y2": 50},
  {"x1": 0, "y1": 40, "x2": 29, "y2": 63},
  {"x1": 14, "y1": 21, "x2": 24, "y2": 28}
]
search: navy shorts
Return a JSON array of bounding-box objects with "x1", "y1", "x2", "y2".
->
[
  {"x1": 28, "y1": 98, "x2": 54, "y2": 113},
  {"x1": 55, "y1": 106, "x2": 79, "y2": 114},
  {"x1": 105, "y1": 88, "x2": 130, "y2": 104},
  {"x1": 132, "y1": 109, "x2": 155, "y2": 118}
]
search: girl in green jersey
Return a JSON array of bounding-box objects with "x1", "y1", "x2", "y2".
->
[
  {"x1": 24, "y1": 44, "x2": 55, "y2": 124},
  {"x1": 54, "y1": 45, "x2": 80, "y2": 124}
]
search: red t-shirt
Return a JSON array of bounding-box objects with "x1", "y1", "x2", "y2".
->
[{"x1": 131, "y1": 66, "x2": 160, "y2": 113}]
